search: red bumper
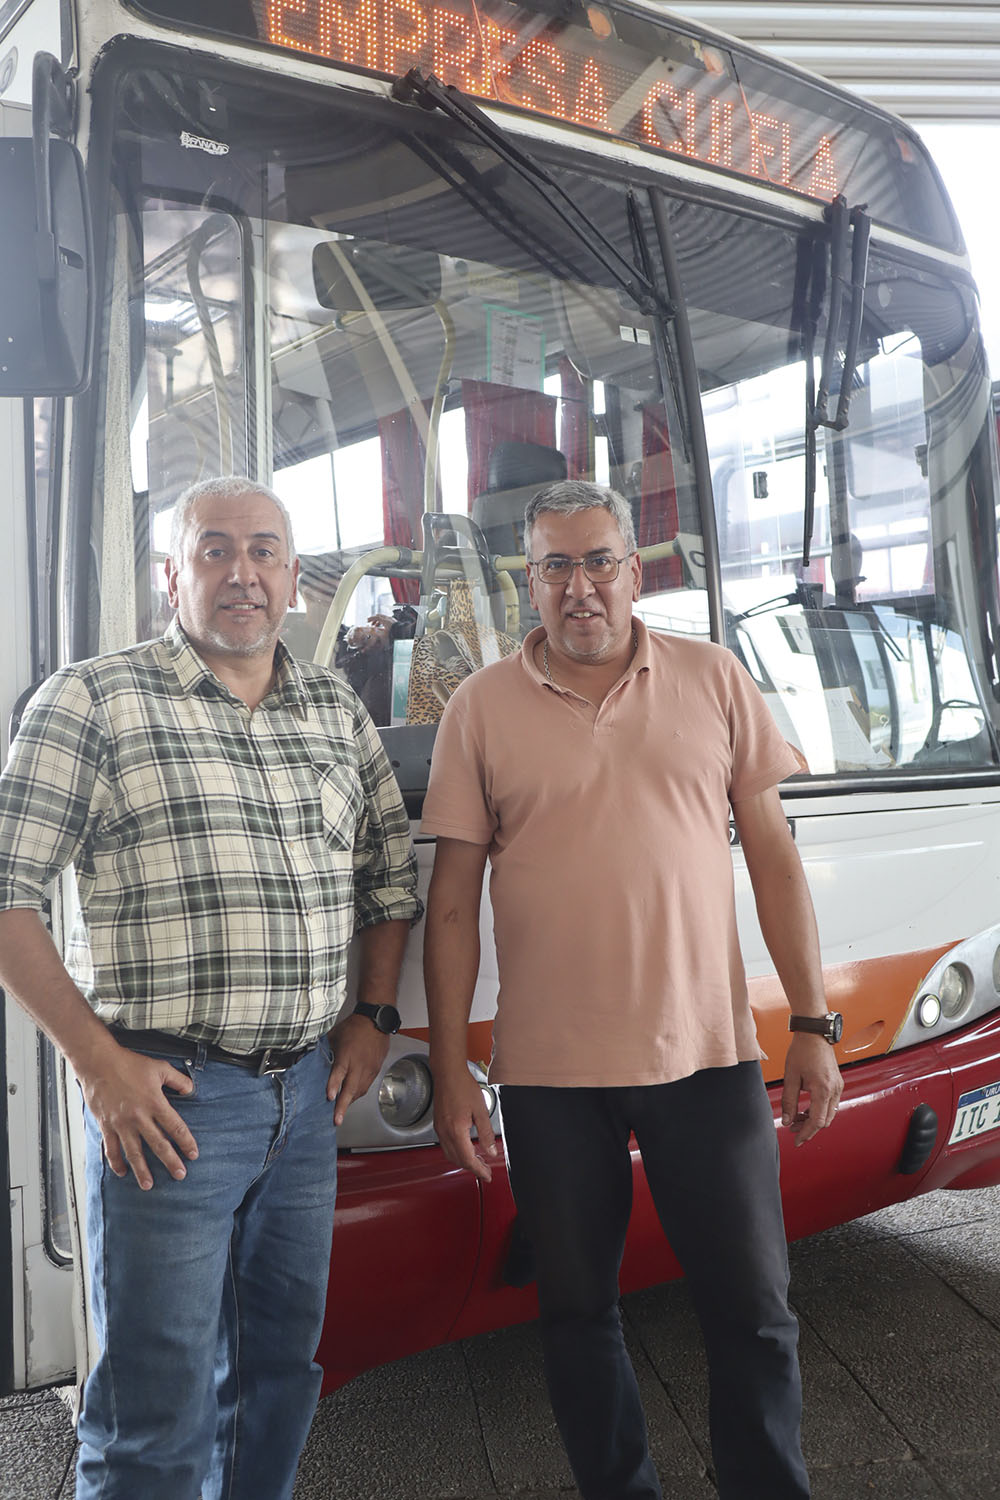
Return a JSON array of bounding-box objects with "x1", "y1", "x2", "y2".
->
[{"x1": 319, "y1": 1013, "x2": 1000, "y2": 1392}]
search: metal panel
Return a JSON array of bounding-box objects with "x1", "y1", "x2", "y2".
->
[{"x1": 668, "y1": 2, "x2": 1000, "y2": 118}]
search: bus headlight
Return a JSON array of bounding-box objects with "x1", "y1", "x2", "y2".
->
[
  {"x1": 916, "y1": 993, "x2": 942, "y2": 1028},
  {"x1": 891, "y1": 924, "x2": 1000, "y2": 1055},
  {"x1": 939, "y1": 963, "x2": 973, "y2": 1021},
  {"x1": 378, "y1": 1056, "x2": 433, "y2": 1128}
]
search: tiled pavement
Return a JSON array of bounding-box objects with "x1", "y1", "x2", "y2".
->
[{"x1": 4, "y1": 1186, "x2": 1000, "y2": 1499}]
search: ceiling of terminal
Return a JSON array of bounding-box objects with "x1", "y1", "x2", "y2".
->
[{"x1": 668, "y1": 2, "x2": 1000, "y2": 119}]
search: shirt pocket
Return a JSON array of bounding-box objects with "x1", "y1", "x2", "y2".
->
[{"x1": 312, "y1": 761, "x2": 364, "y2": 853}]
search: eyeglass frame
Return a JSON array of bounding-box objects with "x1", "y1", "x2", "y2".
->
[{"x1": 527, "y1": 550, "x2": 635, "y2": 585}]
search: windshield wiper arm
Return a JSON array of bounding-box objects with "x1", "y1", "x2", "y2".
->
[
  {"x1": 813, "y1": 195, "x2": 849, "y2": 428},
  {"x1": 802, "y1": 198, "x2": 872, "y2": 565},
  {"x1": 391, "y1": 68, "x2": 674, "y2": 322},
  {"x1": 812, "y1": 198, "x2": 872, "y2": 435},
  {"x1": 833, "y1": 207, "x2": 871, "y2": 431}
]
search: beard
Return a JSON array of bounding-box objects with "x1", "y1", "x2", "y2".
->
[{"x1": 203, "y1": 616, "x2": 281, "y2": 658}]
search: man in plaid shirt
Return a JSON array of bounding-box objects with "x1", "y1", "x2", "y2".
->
[{"x1": 0, "y1": 476, "x2": 422, "y2": 1500}]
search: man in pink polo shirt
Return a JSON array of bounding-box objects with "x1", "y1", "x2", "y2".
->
[{"x1": 422, "y1": 480, "x2": 843, "y2": 1500}]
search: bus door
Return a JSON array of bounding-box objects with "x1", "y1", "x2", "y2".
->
[
  {"x1": 0, "y1": 3, "x2": 95, "y2": 1397},
  {"x1": 0, "y1": 183, "x2": 80, "y2": 1400}
]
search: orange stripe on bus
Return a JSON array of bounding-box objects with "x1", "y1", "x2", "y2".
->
[
  {"x1": 404, "y1": 945, "x2": 957, "y2": 1083},
  {"x1": 750, "y1": 943, "x2": 955, "y2": 1083}
]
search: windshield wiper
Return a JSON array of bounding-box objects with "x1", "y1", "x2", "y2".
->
[
  {"x1": 835, "y1": 209, "x2": 872, "y2": 430},
  {"x1": 391, "y1": 67, "x2": 674, "y2": 323},
  {"x1": 812, "y1": 195, "x2": 849, "y2": 430},
  {"x1": 802, "y1": 197, "x2": 872, "y2": 566}
]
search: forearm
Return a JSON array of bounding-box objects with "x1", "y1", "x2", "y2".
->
[
  {"x1": 0, "y1": 907, "x2": 117, "y2": 1072},
  {"x1": 423, "y1": 837, "x2": 494, "y2": 1177},
  {"x1": 734, "y1": 786, "x2": 827, "y2": 1017},
  {"x1": 354, "y1": 917, "x2": 411, "y2": 1007},
  {"x1": 734, "y1": 788, "x2": 842, "y2": 1142},
  {"x1": 423, "y1": 840, "x2": 487, "y2": 1075},
  {"x1": 751, "y1": 851, "x2": 828, "y2": 1017},
  {"x1": 425, "y1": 919, "x2": 481, "y2": 1073},
  {"x1": 327, "y1": 919, "x2": 411, "y2": 1122}
]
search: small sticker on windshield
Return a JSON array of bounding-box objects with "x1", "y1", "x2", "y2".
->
[
  {"x1": 180, "y1": 131, "x2": 230, "y2": 157},
  {"x1": 619, "y1": 326, "x2": 651, "y2": 345}
]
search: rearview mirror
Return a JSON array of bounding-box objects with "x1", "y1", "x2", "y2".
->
[{"x1": 313, "y1": 238, "x2": 441, "y2": 312}]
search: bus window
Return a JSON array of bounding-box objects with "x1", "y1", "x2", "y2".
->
[{"x1": 665, "y1": 194, "x2": 998, "y2": 777}]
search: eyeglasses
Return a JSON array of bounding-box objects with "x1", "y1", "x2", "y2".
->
[{"x1": 529, "y1": 552, "x2": 633, "y2": 585}]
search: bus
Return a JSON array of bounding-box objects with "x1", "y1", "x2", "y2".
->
[{"x1": 4, "y1": 0, "x2": 1000, "y2": 1406}]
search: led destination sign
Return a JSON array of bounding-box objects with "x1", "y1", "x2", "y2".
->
[
  {"x1": 264, "y1": 0, "x2": 844, "y2": 200},
  {"x1": 130, "y1": 0, "x2": 957, "y2": 246}
]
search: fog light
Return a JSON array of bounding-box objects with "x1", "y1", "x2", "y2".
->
[
  {"x1": 939, "y1": 963, "x2": 972, "y2": 1020},
  {"x1": 916, "y1": 993, "x2": 941, "y2": 1028},
  {"x1": 378, "y1": 1057, "x2": 433, "y2": 1128}
]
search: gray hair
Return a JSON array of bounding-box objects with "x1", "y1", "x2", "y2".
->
[
  {"x1": 168, "y1": 476, "x2": 297, "y2": 563},
  {"x1": 524, "y1": 480, "x2": 637, "y2": 558}
]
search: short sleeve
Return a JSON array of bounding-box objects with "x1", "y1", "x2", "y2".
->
[
  {"x1": 0, "y1": 669, "x2": 110, "y2": 910},
  {"x1": 420, "y1": 685, "x2": 496, "y2": 846},
  {"x1": 725, "y1": 655, "x2": 803, "y2": 803}
]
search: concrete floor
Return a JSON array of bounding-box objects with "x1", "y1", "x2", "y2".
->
[{"x1": 4, "y1": 1185, "x2": 1000, "y2": 1499}]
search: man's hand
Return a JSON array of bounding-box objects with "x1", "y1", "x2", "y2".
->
[
  {"x1": 781, "y1": 1032, "x2": 844, "y2": 1146},
  {"x1": 0, "y1": 911, "x2": 199, "y2": 1190},
  {"x1": 432, "y1": 1063, "x2": 498, "y2": 1183},
  {"x1": 79, "y1": 1043, "x2": 198, "y2": 1191},
  {"x1": 327, "y1": 1012, "x2": 390, "y2": 1126}
]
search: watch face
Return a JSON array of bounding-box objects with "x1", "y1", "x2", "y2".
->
[
  {"x1": 376, "y1": 1004, "x2": 402, "y2": 1035},
  {"x1": 828, "y1": 1012, "x2": 844, "y2": 1043}
]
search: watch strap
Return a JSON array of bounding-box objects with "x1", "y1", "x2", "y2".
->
[
  {"x1": 352, "y1": 1000, "x2": 401, "y2": 1034},
  {"x1": 788, "y1": 1012, "x2": 842, "y2": 1044}
]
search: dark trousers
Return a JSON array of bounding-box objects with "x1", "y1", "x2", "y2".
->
[{"x1": 500, "y1": 1063, "x2": 809, "y2": 1500}]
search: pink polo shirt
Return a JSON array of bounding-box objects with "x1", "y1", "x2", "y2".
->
[{"x1": 421, "y1": 620, "x2": 801, "y2": 1087}]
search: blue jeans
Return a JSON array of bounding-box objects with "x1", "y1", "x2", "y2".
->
[
  {"x1": 76, "y1": 1040, "x2": 338, "y2": 1500},
  {"x1": 500, "y1": 1063, "x2": 809, "y2": 1500}
]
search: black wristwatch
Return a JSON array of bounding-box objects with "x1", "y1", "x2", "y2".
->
[
  {"x1": 788, "y1": 1011, "x2": 843, "y2": 1045},
  {"x1": 352, "y1": 1001, "x2": 402, "y2": 1035}
]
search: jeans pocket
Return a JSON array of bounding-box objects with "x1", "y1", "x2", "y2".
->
[{"x1": 135, "y1": 1049, "x2": 199, "y2": 1101}]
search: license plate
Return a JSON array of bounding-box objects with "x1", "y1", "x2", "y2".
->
[{"x1": 949, "y1": 1080, "x2": 1000, "y2": 1145}]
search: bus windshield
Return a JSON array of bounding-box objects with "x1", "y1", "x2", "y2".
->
[
  {"x1": 101, "y1": 58, "x2": 999, "y2": 783},
  {"x1": 661, "y1": 196, "x2": 999, "y2": 778}
]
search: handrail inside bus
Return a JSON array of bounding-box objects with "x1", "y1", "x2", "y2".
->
[{"x1": 311, "y1": 537, "x2": 683, "y2": 669}]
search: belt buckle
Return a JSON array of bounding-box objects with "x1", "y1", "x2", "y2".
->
[{"x1": 256, "y1": 1048, "x2": 289, "y2": 1076}]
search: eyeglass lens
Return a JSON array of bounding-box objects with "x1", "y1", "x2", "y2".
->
[{"x1": 535, "y1": 555, "x2": 622, "y2": 584}]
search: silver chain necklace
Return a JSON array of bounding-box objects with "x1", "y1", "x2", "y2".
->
[{"x1": 543, "y1": 630, "x2": 638, "y2": 684}]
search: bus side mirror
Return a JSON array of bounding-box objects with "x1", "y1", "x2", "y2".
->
[{"x1": 0, "y1": 53, "x2": 93, "y2": 396}]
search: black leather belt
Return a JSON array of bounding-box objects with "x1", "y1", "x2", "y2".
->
[{"x1": 110, "y1": 1026, "x2": 318, "y2": 1076}]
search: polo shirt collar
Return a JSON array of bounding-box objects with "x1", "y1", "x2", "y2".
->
[
  {"x1": 522, "y1": 616, "x2": 651, "y2": 688},
  {"x1": 630, "y1": 617, "x2": 652, "y2": 674},
  {"x1": 162, "y1": 617, "x2": 309, "y2": 716}
]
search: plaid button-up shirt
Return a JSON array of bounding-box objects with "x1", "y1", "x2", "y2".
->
[{"x1": 0, "y1": 621, "x2": 422, "y2": 1052}]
